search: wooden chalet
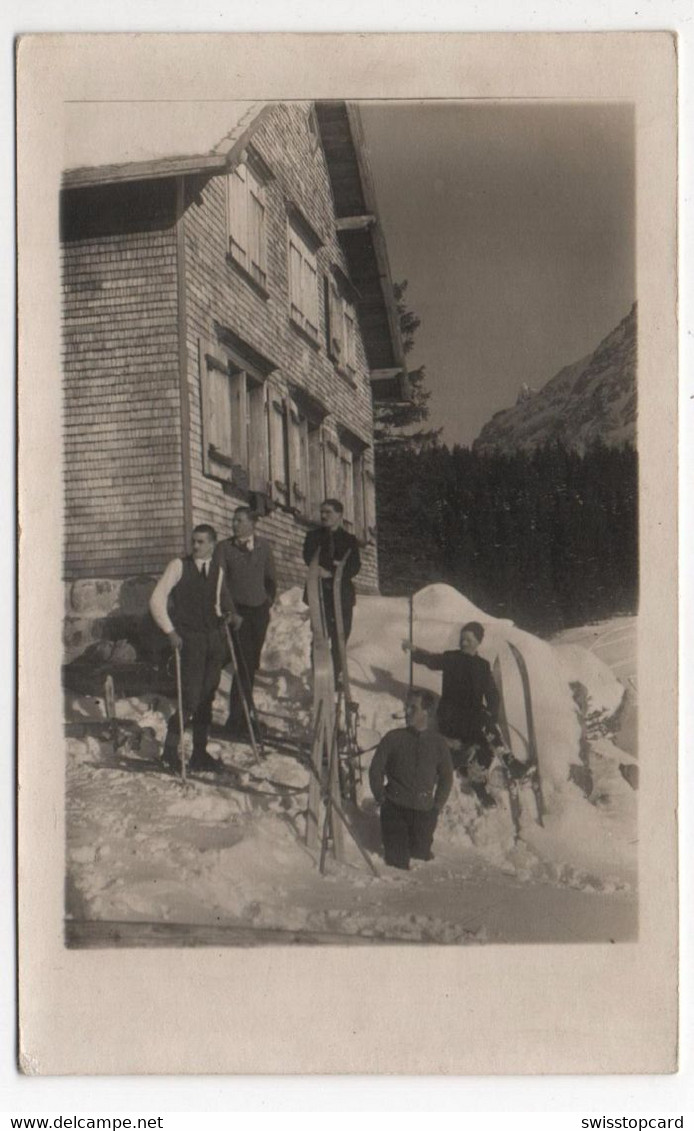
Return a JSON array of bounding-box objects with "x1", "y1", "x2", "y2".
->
[{"x1": 60, "y1": 100, "x2": 407, "y2": 635}]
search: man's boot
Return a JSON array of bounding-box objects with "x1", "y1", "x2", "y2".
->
[
  {"x1": 471, "y1": 781, "x2": 497, "y2": 809},
  {"x1": 161, "y1": 720, "x2": 182, "y2": 773},
  {"x1": 188, "y1": 722, "x2": 221, "y2": 774}
]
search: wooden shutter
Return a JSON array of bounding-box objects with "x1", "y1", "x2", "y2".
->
[
  {"x1": 304, "y1": 255, "x2": 319, "y2": 339},
  {"x1": 228, "y1": 165, "x2": 248, "y2": 268},
  {"x1": 327, "y1": 278, "x2": 343, "y2": 361},
  {"x1": 288, "y1": 238, "x2": 303, "y2": 325},
  {"x1": 268, "y1": 388, "x2": 288, "y2": 504},
  {"x1": 365, "y1": 466, "x2": 377, "y2": 543},
  {"x1": 199, "y1": 337, "x2": 232, "y2": 480},
  {"x1": 339, "y1": 444, "x2": 355, "y2": 530},
  {"x1": 198, "y1": 338, "x2": 213, "y2": 476},
  {"x1": 344, "y1": 305, "x2": 357, "y2": 374},
  {"x1": 307, "y1": 423, "x2": 324, "y2": 521},
  {"x1": 352, "y1": 450, "x2": 366, "y2": 542},
  {"x1": 285, "y1": 396, "x2": 305, "y2": 512},
  {"x1": 229, "y1": 367, "x2": 248, "y2": 471},
  {"x1": 248, "y1": 168, "x2": 266, "y2": 287},
  {"x1": 248, "y1": 381, "x2": 269, "y2": 493},
  {"x1": 323, "y1": 423, "x2": 339, "y2": 499}
]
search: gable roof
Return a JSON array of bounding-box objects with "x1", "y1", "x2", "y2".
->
[
  {"x1": 63, "y1": 101, "x2": 266, "y2": 188},
  {"x1": 62, "y1": 98, "x2": 408, "y2": 403}
]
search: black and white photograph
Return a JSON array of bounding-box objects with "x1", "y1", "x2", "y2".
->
[
  {"x1": 16, "y1": 32, "x2": 678, "y2": 1077},
  {"x1": 59, "y1": 96, "x2": 639, "y2": 947}
]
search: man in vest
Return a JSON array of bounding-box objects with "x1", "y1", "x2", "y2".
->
[
  {"x1": 215, "y1": 507, "x2": 277, "y2": 738},
  {"x1": 302, "y1": 498, "x2": 361, "y2": 683},
  {"x1": 150, "y1": 524, "x2": 241, "y2": 773}
]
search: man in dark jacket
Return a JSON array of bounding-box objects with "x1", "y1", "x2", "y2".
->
[
  {"x1": 369, "y1": 688, "x2": 453, "y2": 870},
  {"x1": 215, "y1": 507, "x2": 277, "y2": 738},
  {"x1": 404, "y1": 621, "x2": 499, "y2": 809},
  {"x1": 302, "y1": 498, "x2": 360, "y2": 681},
  {"x1": 149, "y1": 524, "x2": 240, "y2": 773}
]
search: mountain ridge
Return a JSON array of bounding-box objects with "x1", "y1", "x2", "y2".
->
[{"x1": 473, "y1": 304, "x2": 637, "y2": 454}]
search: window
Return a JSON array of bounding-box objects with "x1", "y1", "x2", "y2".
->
[
  {"x1": 226, "y1": 159, "x2": 268, "y2": 290},
  {"x1": 286, "y1": 397, "x2": 325, "y2": 520},
  {"x1": 199, "y1": 329, "x2": 372, "y2": 537},
  {"x1": 199, "y1": 337, "x2": 275, "y2": 496},
  {"x1": 268, "y1": 387, "x2": 289, "y2": 507},
  {"x1": 326, "y1": 274, "x2": 358, "y2": 378},
  {"x1": 335, "y1": 431, "x2": 373, "y2": 543},
  {"x1": 288, "y1": 220, "x2": 320, "y2": 343}
]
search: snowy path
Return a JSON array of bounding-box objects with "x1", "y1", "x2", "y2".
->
[
  {"x1": 66, "y1": 734, "x2": 636, "y2": 946},
  {"x1": 65, "y1": 593, "x2": 637, "y2": 946}
]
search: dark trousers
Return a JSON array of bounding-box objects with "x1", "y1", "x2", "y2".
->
[
  {"x1": 380, "y1": 797, "x2": 438, "y2": 870},
  {"x1": 226, "y1": 602, "x2": 270, "y2": 731},
  {"x1": 165, "y1": 627, "x2": 227, "y2": 756},
  {"x1": 322, "y1": 581, "x2": 354, "y2": 682}
]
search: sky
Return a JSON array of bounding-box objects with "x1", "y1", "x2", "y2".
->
[{"x1": 359, "y1": 101, "x2": 635, "y2": 448}]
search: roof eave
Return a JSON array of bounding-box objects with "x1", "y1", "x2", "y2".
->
[{"x1": 62, "y1": 103, "x2": 272, "y2": 191}]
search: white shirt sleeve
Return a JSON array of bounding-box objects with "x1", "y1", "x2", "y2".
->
[
  {"x1": 215, "y1": 565, "x2": 224, "y2": 618},
  {"x1": 149, "y1": 558, "x2": 183, "y2": 635}
]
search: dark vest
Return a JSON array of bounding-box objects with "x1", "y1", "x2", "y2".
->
[{"x1": 170, "y1": 556, "x2": 221, "y2": 633}]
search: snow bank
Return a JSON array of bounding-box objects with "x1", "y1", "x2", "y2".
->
[{"x1": 65, "y1": 584, "x2": 637, "y2": 941}]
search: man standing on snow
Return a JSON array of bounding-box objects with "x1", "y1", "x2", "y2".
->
[
  {"x1": 369, "y1": 687, "x2": 453, "y2": 870},
  {"x1": 403, "y1": 621, "x2": 500, "y2": 809},
  {"x1": 302, "y1": 498, "x2": 361, "y2": 681},
  {"x1": 149, "y1": 523, "x2": 241, "y2": 773},
  {"x1": 215, "y1": 507, "x2": 277, "y2": 739}
]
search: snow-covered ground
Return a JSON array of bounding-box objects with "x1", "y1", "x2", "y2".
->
[{"x1": 65, "y1": 587, "x2": 638, "y2": 945}]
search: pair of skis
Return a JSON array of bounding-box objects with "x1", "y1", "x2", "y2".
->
[
  {"x1": 305, "y1": 549, "x2": 367, "y2": 872},
  {"x1": 486, "y1": 642, "x2": 545, "y2": 840}
]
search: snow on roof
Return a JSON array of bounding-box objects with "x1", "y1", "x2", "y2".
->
[{"x1": 63, "y1": 100, "x2": 265, "y2": 185}]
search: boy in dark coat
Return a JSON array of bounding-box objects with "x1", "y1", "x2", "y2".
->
[
  {"x1": 404, "y1": 621, "x2": 499, "y2": 809},
  {"x1": 369, "y1": 688, "x2": 453, "y2": 870}
]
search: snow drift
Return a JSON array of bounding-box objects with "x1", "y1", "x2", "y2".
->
[{"x1": 65, "y1": 584, "x2": 637, "y2": 944}]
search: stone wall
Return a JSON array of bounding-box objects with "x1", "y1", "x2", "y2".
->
[{"x1": 63, "y1": 575, "x2": 159, "y2": 662}]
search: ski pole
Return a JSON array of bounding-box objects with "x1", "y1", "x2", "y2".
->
[
  {"x1": 408, "y1": 593, "x2": 414, "y2": 690},
  {"x1": 231, "y1": 626, "x2": 266, "y2": 759},
  {"x1": 319, "y1": 714, "x2": 341, "y2": 874},
  {"x1": 224, "y1": 623, "x2": 262, "y2": 765},
  {"x1": 173, "y1": 646, "x2": 186, "y2": 784}
]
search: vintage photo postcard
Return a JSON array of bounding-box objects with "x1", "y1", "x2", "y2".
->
[{"x1": 17, "y1": 32, "x2": 678, "y2": 1074}]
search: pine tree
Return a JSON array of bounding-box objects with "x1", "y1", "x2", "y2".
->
[{"x1": 373, "y1": 280, "x2": 441, "y2": 452}]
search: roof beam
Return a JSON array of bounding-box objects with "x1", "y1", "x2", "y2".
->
[
  {"x1": 370, "y1": 367, "x2": 405, "y2": 381},
  {"x1": 335, "y1": 214, "x2": 376, "y2": 232}
]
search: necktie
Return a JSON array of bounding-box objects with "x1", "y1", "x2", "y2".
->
[{"x1": 202, "y1": 561, "x2": 209, "y2": 579}]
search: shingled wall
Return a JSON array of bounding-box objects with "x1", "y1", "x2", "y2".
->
[
  {"x1": 61, "y1": 105, "x2": 381, "y2": 602},
  {"x1": 182, "y1": 103, "x2": 379, "y2": 594},
  {"x1": 61, "y1": 179, "x2": 184, "y2": 579}
]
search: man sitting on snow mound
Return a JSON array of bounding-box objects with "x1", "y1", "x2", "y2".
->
[
  {"x1": 369, "y1": 688, "x2": 453, "y2": 870},
  {"x1": 403, "y1": 621, "x2": 500, "y2": 810}
]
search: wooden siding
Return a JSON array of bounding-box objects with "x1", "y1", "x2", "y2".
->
[
  {"x1": 61, "y1": 180, "x2": 184, "y2": 578},
  {"x1": 183, "y1": 103, "x2": 379, "y2": 593}
]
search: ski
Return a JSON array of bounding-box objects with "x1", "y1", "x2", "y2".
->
[
  {"x1": 488, "y1": 658, "x2": 522, "y2": 838},
  {"x1": 305, "y1": 550, "x2": 343, "y2": 857},
  {"x1": 488, "y1": 649, "x2": 545, "y2": 837},
  {"x1": 332, "y1": 552, "x2": 361, "y2": 801},
  {"x1": 507, "y1": 642, "x2": 546, "y2": 826}
]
